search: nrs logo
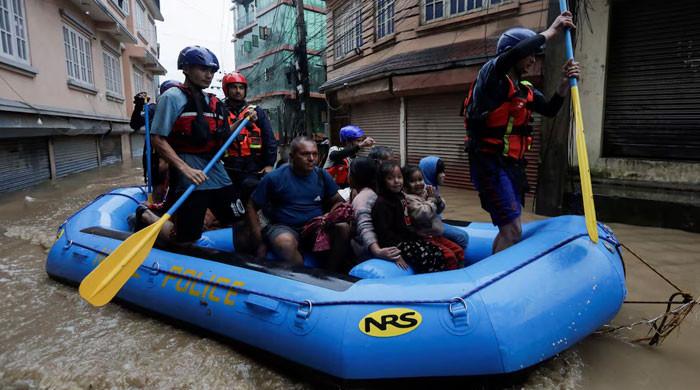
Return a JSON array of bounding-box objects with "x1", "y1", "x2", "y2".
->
[{"x1": 359, "y1": 308, "x2": 422, "y2": 337}]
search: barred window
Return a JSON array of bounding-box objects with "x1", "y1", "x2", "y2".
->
[
  {"x1": 334, "y1": 0, "x2": 362, "y2": 60},
  {"x1": 63, "y1": 24, "x2": 94, "y2": 85},
  {"x1": 376, "y1": 0, "x2": 395, "y2": 40},
  {"x1": 102, "y1": 50, "x2": 122, "y2": 96},
  {"x1": 0, "y1": 0, "x2": 29, "y2": 63}
]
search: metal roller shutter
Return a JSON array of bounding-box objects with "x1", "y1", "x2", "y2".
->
[
  {"x1": 131, "y1": 133, "x2": 145, "y2": 158},
  {"x1": 54, "y1": 136, "x2": 99, "y2": 178},
  {"x1": 406, "y1": 93, "x2": 541, "y2": 194},
  {"x1": 99, "y1": 135, "x2": 123, "y2": 166},
  {"x1": 603, "y1": 0, "x2": 700, "y2": 161},
  {"x1": 0, "y1": 138, "x2": 50, "y2": 192},
  {"x1": 350, "y1": 99, "x2": 401, "y2": 159}
]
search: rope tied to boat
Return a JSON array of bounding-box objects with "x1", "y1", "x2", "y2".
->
[
  {"x1": 598, "y1": 241, "x2": 698, "y2": 346},
  {"x1": 597, "y1": 292, "x2": 698, "y2": 346}
]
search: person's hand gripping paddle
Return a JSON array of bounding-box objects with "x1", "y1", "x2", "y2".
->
[
  {"x1": 79, "y1": 110, "x2": 255, "y2": 306},
  {"x1": 559, "y1": 0, "x2": 598, "y2": 243}
]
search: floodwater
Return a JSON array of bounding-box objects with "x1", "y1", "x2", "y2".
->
[{"x1": 0, "y1": 161, "x2": 698, "y2": 389}]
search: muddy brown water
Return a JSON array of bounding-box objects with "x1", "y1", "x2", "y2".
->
[{"x1": 0, "y1": 162, "x2": 698, "y2": 389}]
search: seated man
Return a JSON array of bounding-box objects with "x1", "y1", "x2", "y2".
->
[{"x1": 248, "y1": 136, "x2": 351, "y2": 270}]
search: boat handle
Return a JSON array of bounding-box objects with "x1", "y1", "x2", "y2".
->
[
  {"x1": 449, "y1": 297, "x2": 468, "y2": 318},
  {"x1": 245, "y1": 294, "x2": 280, "y2": 313}
]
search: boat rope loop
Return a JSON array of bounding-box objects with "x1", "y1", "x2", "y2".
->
[{"x1": 599, "y1": 241, "x2": 698, "y2": 346}]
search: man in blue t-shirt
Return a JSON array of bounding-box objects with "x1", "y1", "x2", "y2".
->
[{"x1": 249, "y1": 136, "x2": 349, "y2": 268}]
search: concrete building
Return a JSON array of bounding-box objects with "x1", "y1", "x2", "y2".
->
[
  {"x1": 321, "y1": 0, "x2": 550, "y2": 191},
  {"x1": 558, "y1": 0, "x2": 700, "y2": 231},
  {"x1": 0, "y1": 0, "x2": 165, "y2": 192},
  {"x1": 231, "y1": 0, "x2": 327, "y2": 144}
]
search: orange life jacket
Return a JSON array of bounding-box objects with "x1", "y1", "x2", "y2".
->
[
  {"x1": 325, "y1": 158, "x2": 349, "y2": 186},
  {"x1": 168, "y1": 86, "x2": 227, "y2": 155},
  {"x1": 225, "y1": 105, "x2": 263, "y2": 158},
  {"x1": 463, "y1": 76, "x2": 535, "y2": 160}
]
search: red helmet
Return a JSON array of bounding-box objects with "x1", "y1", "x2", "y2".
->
[{"x1": 222, "y1": 72, "x2": 247, "y2": 97}]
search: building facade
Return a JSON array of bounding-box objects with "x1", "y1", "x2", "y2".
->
[
  {"x1": 232, "y1": 0, "x2": 327, "y2": 144},
  {"x1": 321, "y1": 0, "x2": 550, "y2": 192},
  {"x1": 562, "y1": 0, "x2": 700, "y2": 231},
  {"x1": 0, "y1": 0, "x2": 165, "y2": 192}
]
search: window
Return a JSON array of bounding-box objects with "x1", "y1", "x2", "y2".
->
[
  {"x1": 376, "y1": 0, "x2": 395, "y2": 40},
  {"x1": 136, "y1": 1, "x2": 149, "y2": 43},
  {"x1": 133, "y1": 66, "x2": 144, "y2": 94},
  {"x1": 0, "y1": 0, "x2": 29, "y2": 63},
  {"x1": 334, "y1": 0, "x2": 362, "y2": 59},
  {"x1": 63, "y1": 24, "x2": 94, "y2": 85},
  {"x1": 252, "y1": 34, "x2": 259, "y2": 47},
  {"x1": 424, "y1": 0, "x2": 505, "y2": 23},
  {"x1": 102, "y1": 50, "x2": 122, "y2": 96},
  {"x1": 110, "y1": 0, "x2": 129, "y2": 15}
]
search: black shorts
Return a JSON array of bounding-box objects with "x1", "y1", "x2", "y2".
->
[{"x1": 173, "y1": 185, "x2": 235, "y2": 243}]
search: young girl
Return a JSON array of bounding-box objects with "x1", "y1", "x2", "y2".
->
[
  {"x1": 403, "y1": 165, "x2": 464, "y2": 270},
  {"x1": 349, "y1": 157, "x2": 401, "y2": 262},
  {"x1": 419, "y1": 156, "x2": 470, "y2": 249},
  {"x1": 372, "y1": 161, "x2": 447, "y2": 273}
]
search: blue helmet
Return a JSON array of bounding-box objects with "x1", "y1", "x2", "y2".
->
[
  {"x1": 497, "y1": 27, "x2": 538, "y2": 54},
  {"x1": 159, "y1": 80, "x2": 181, "y2": 95},
  {"x1": 177, "y1": 46, "x2": 219, "y2": 71},
  {"x1": 339, "y1": 125, "x2": 365, "y2": 143}
]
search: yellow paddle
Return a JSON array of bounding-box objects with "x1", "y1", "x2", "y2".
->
[
  {"x1": 559, "y1": 0, "x2": 598, "y2": 243},
  {"x1": 79, "y1": 115, "x2": 252, "y2": 306}
]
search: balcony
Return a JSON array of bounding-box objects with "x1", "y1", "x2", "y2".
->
[
  {"x1": 125, "y1": 45, "x2": 167, "y2": 75},
  {"x1": 66, "y1": 0, "x2": 137, "y2": 43}
]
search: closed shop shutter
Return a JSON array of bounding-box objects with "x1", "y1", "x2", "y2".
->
[
  {"x1": 99, "y1": 135, "x2": 123, "y2": 166},
  {"x1": 0, "y1": 138, "x2": 50, "y2": 192},
  {"x1": 406, "y1": 93, "x2": 541, "y2": 194},
  {"x1": 603, "y1": 0, "x2": 700, "y2": 161},
  {"x1": 54, "y1": 136, "x2": 99, "y2": 178},
  {"x1": 350, "y1": 99, "x2": 401, "y2": 159},
  {"x1": 131, "y1": 133, "x2": 145, "y2": 158}
]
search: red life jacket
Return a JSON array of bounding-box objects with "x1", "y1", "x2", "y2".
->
[
  {"x1": 226, "y1": 105, "x2": 263, "y2": 158},
  {"x1": 168, "y1": 86, "x2": 228, "y2": 155},
  {"x1": 325, "y1": 157, "x2": 349, "y2": 186},
  {"x1": 463, "y1": 76, "x2": 535, "y2": 160}
]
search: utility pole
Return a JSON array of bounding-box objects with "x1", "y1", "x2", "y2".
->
[{"x1": 294, "y1": 0, "x2": 312, "y2": 137}]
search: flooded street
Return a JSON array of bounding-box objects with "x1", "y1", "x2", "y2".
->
[{"x1": 1, "y1": 162, "x2": 698, "y2": 389}]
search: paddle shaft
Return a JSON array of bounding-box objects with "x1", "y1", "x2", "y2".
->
[
  {"x1": 166, "y1": 117, "x2": 251, "y2": 216},
  {"x1": 558, "y1": 0, "x2": 598, "y2": 243},
  {"x1": 144, "y1": 102, "x2": 153, "y2": 203}
]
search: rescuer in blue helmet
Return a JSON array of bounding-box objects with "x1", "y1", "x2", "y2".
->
[
  {"x1": 144, "y1": 45, "x2": 255, "y2": 244},
  {"x1": 462, "y1": 12, "x2": 582, "y2": 254},
  {"x1": 323, "y1": 125, "x2": 375, "y2": 189}
]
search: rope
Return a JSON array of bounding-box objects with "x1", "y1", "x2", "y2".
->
[
  {"x1": 598, "y1": 240, "x2": 698, "y2": 346},
  {"x1": 620, "y1": 242, "x2": 684, "y2": 293},
  {"x1": 598, "y1": 292, "x2": 698, "y2": 346},
  {"x1": 68, "y1": 231, "x2": 589, "y2": 307}
]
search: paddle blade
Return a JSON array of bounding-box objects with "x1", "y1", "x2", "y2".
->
[
  {"x1": 570, "y1": 87, "x2": 599, "y2": 243},
  {"x1": 79, "y1": 214, "x2": 171, "y2": 307}
]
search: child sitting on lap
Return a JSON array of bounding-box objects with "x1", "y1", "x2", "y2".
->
[{"x1": 372, "y1": 161, "x2": 447, "y2": 273}]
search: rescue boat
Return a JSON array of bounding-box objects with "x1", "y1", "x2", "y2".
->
[{"x1": 45, "y1": 186, "x2": 626, "y2": 380}]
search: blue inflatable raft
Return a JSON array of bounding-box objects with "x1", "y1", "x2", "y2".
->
[{"x1": 46, "y1": 187, "x2": 626, "y2": 380}]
